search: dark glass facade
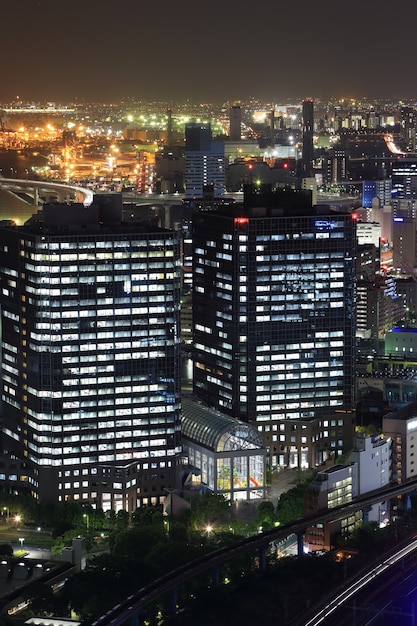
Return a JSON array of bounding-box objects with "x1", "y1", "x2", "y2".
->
[
  {"x1": 192, "y1": 199, "x2": 356, "y2": 467},
  {"x1": 0, "y1": 209, "x2": 182, "y2": 510}
]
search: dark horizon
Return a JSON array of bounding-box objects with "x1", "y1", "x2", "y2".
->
[{"x1": 1, "y1": 0, "x2": 414, "y2": 104}]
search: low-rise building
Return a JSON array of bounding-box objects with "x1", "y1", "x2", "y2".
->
[
  {"x1": 345, "y1": 432, "x2": 391, "y2": 526},
  {"x1": 383, "y1": 401, "x2": 417, "y2": 483},
  {"x1": 304, "y1": 464, "x2": 360, "y2": 552}
]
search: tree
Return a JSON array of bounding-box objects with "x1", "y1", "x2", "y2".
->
[
  {"x1": 186, "y1": 492, "x2": 230, "y2": 530},
  {"x1": 257, "y1": 501, "x2": 275, "y2": 529},
  {"x1": 0, "y1": 543, "x2": 12, "y2": 556},
  {"x1": 112, "y1": 525, "x2": 167, "y2": 561}
]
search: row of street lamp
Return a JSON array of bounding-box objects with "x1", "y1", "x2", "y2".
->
[{"x1": 0, "y1": 168, "x2": 30, "y2": 179}]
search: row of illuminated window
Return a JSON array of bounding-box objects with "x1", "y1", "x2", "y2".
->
[
  {"x1": 255, "y1": 389, "x2": 343, "y2": 404},
  {"x1": 2, "y1": 363, "x2": 18, "y2": 377},
  {"x1": 34, "y1": 427, "x2": 176, "y2": 443},
  {"x1": 256, "y1": 261, "x2": 345, "y2": 270},
  {"x1": 30, "y1": 333, "x2": 171, "y2": 345},
  {"x1": 255, "y1": 228, "x2": 347, "y2": 241},
  {"x1": 31, "y1": 306, "x2": 170, "y2": 318},
  {"x1": 256, "y1": 275, "x2": 345, "y2": 286},
  {"x1": 34, "y1": 312, "x2": 176, "y2": 326},
  {"x1": 256, "y1": 298, "x2": 343, "y2": 311},
  {"x1": 27, "y1": 413, "x2": 178, "y2": 429},
  {"x1": 195, "y1": 324, "x2": 212, "y2": 334},
  {"x1": 194, "y1": 345, "x2": 233, "y2": 360},
  {"x1": 29, "y1": 286, "x2": 171, "y2": 299},
  {"x1": 256, "y1": 289, "x2": 345, "y2": 301},
  {"x1": 255, "y1": 309, "x2": 343, "y2": 322},
  {"x1": 256, "y1": 340, "x2": 344, "y2": 352},
  {"x1": 255, "y1": 398, "x2": 343, "y2": 414},
  {"x1": 255, "y1": 368, "x2": 344, "y2": 378},
  {"x1": 256, "y1": 354, "x2": 343, "y2": 365},
  {"x1": 256, "y1": 379, "x2": 344, "y2": 393},
  {"x1": 30, "y1": 342, "x2": 175, "y2": 356},
  {"x1": 30, "y1": 271, "x2": 176, "y2": 284},
  {"x1": 58, "y1": 459, "x2": 171, "y2": 479},
  {"x1": 28, "y1": 438, "x2": 170, "y2": 455},
  {"x1": 30, "y1": 239, "x2": 176, "y2": 251},
  {"x1": 31, "y1": 447, "x2": 176, "y2": 467}
]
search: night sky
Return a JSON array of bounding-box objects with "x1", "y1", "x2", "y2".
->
[{"x1": 1, "y1": 0, "x2": 415, "y2": 104}]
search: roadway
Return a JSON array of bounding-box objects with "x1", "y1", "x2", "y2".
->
[
  {"x1": 0, "y1": 177, "x2": 94, "y2": 206},
  {"x1": 92, "y1": 477, "x2": 417, "y2": 626},
  {"x1": 300, "y1": 537, "x2": 417, "y2": 625}
]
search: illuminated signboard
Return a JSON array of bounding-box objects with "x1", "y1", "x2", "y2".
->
[{"x1": 315, "y1": 220, "x2": 337, "y2": 230}]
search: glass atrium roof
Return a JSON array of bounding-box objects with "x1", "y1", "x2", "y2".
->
[{"x1": 181, "y1": 397, "x2": 263, "y2": 453}]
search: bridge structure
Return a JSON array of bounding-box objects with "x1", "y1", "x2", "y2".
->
[
  {"x1": 0, "y1": 177, "x2": 94, "y2": 210},
  {"x1": 92, "y1": 478, "x2": 417, "y2": 626}
]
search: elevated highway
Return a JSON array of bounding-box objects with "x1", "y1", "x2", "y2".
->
[
  {"x1": 92, "y1": 478, "x2": 417, "y2": 626},
  {"x1": 0, "y1": 177, "x2": 93, "y2": 208}
]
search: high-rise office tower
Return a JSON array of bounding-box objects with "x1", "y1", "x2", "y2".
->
[
  {"x1": 0, "y1": 201, "x2": 182, "y2": 511},
  {"x1": 229, "y1": 104, "x2": 242, "y2": 142},
  {"x1": 301, "y1": 99, "x2": 314, "y2": 178},
  {"x1": 193, "y1": 186, "x2": 356, "y2": 468},
  {"x1": 322, "y1": 149, "x2": 347, "y2": 184},
  {"x1": 362, "y1": 179, "x2": 392, "y2": 209},
  {"x1": 391, "y1": 158, "x2": 417, "y2": 199},
  {"x1": 185, "y1": 123, "x2": 225, "y2": 199},
  {"x1": 401, "y1": 107, "x2": 417, "y2": 151}
]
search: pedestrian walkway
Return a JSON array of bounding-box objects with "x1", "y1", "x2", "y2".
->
[{"x1": 229, "y1": 468, "x2": 308, "y2": 524}]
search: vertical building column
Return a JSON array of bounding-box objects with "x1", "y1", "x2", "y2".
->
[
  {"x1": 297, "y1": 530, "x2": 305, "y2": 557},
  {"x1": 212, "y1": 564, "x2": 222, "y2": 587},
  {"x1": 258, "y1": 545, "x2": 267, "y2": 573},
  {"x1": 130, "y1": 608, "x2": 147, "y2": 626},
  {"x1": 33, "y1": 186, "x2": 39, "y2": 206},
  {"x1": 168, "y1": 586, "x2": 178, "y2": 616}
]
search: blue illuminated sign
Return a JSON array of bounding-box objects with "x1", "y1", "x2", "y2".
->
[{"x1": 315, "y1": 220, "x2": 337, "y2": 230}]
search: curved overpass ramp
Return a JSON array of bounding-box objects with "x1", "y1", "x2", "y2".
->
[{"x1": 0, "y1": 177, "x2": 93, "y2": 223}]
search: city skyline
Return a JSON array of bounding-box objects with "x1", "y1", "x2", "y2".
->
[{"x1": 1, "y1": 0, "x2": 411, "y2": 104}]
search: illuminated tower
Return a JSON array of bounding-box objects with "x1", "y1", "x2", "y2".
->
[
  {"x1": 185, "y1": 123, "x2": 225, "y2": 199},
  {"x1": 193, "y1": 186, "x2": 356, "y2": 468},
  {"x1": 229, "y1": 104, "x2": 242, "y2": 142},
  {"x1": 301, "y1": 99, "x2": 314, "y2": 178},
  {"x1": 0, "y1": 201, "x2": 182, "y2": 511}
]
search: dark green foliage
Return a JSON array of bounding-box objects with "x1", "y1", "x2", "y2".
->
[
  {"x1": 339, "y1": 521, "x2": 388, "y2": 553},
  {"x1": 275, "y1": 473, "x2": 316, "y2": 525},
  {"x1": 186, "y1": 491, "x2": 230, "y2": 529},
  {"x1": 131, "y1": 505, "x2": 164, "y2": 527},
  {"x1": 0, "y1": 543, "x2": 12, "y2": 556},
  {"x1": 175, "y1": 555, "x2": 343, "y2": 625},
  {"x1": 257, "y1": 501, "x2": 275, "y2": 529},
  {"x1": 25, "y1": 581, "x2": 56, "y2": 616},
  {"x1": 276, "y1": 485, "x2": 305, "y2": 524},
  {"x1": 51, "y1": 520, "x2": 75, "y2": 540}
]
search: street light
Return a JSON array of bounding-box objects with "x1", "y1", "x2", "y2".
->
[
  {"x1": 3, "y1": 507, "x2": 9, "y2": 528},
  {"x1": 83, "y1": 513, "x2": 89, "y2": 531},
  {"x1": 14, "y1": 514, "x2": 21, "y2": 528},
  {"x1": 19, "y1": 537, "x2": 24, "y2": 551}
]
